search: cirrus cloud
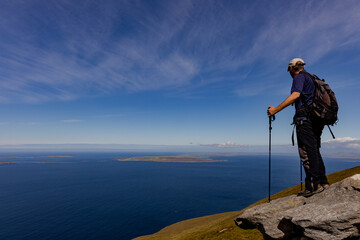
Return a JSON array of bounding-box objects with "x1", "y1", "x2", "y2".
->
[{"x1": 1, "y1": 1, "x2": 360, "y2": 103}]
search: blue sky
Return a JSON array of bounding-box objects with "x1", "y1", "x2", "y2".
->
[{"x1": 1, "y1": 0, "x2": 360, "y2": 150}]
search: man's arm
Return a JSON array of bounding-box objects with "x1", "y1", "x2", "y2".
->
[{"x1": 268, "y1": 91, "x2": 300, "y2": 116}]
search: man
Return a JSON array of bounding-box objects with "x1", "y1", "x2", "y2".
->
[{"x1": 267, "y1": 58, "x2": 329, "y2": 197}]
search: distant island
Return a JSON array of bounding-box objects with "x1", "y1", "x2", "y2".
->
[{"x1": 115, "y1": 156, "x2": 224, "y2": 163}]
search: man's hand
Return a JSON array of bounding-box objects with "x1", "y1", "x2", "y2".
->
[
  {"x1": 267, "y1": 106, "x2": 278, "y2": 116},
  {"x1": 267, "y1": 92, "x2": 300, "y2": 117}
]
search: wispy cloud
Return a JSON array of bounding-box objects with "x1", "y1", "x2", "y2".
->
[
  {"x1": 0, "y1": 1, "x2": 359, "y2": 103},
  {"x1": 93, "y1": 114, "x2": 126, "y2": 119},
  {"x1": 61, "y1": 120, "x2": 82, "y2": 123},
  {"x1": 201, "y1": 141, "x2": 248, "y2": 148},
  {"x1": 242, "y1": 1, "x2": 360, "y2": 64},
  {"x1": 235, "y1": 84, "x2": 271, "y2": 98},
  {"x1": 236, "y1": 1, "x2": 360, "y2": 95}
]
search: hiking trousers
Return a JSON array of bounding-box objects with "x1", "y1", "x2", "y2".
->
[{"x1": 296, "y1": 118, "x2": 328, "y2": 191}]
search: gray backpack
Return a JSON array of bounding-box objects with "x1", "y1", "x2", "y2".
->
[
  {"x1": 300, "y1": 72, "x2": 338, "y2": 125},
  {"x1": 292, "y1": 72, "x2": 338, "y2": 145}
]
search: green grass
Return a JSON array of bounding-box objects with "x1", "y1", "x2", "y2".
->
[{"x1": 134, "y1": 166, "x2": 360, "y2": 240}]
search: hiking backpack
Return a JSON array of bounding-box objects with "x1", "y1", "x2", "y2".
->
[
  {"x1": 300, "y1": 72, "x2": 339, "y2": 126},
  {"x1": 292, "y1": 72, "x2": 338, "y2": 145}
]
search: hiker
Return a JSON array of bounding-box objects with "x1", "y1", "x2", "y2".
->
[{"x1": 267, "y1": 58, "x2": 329, "y2": 197}]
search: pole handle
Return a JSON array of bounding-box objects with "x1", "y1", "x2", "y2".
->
[{"x1": 269, "y1": 115, "x2": 275, "y2": 131}]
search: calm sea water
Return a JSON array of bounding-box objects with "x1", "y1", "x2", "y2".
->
[{"x1": 0, "y1": 152, "x2": 358, "y2": 240}]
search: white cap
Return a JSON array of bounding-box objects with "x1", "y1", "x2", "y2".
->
[{"x1": 288, "y1": 58, "x2": 306, "y2": 67}]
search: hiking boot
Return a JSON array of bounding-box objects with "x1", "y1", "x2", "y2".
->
[
  {"x1": 297, "y1": 188, "x2": 312, "y2": 196},
  {"x1": 303, "y1": 184, "x2": 324, "y2": 198}
]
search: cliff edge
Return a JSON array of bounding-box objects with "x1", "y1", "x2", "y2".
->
[
  {"x1": 235, "y1": 174, "x2": 360, "y2": 240},
  {"x1": 135, "y1": 166, "x2": 360, "y2": 240}
]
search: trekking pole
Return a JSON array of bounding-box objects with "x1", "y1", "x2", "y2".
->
[
  {"x1": 300, "y1": 159, "x2": 303, "y2": 191},
  {"x1": 292, "y1": 124, "x2": 302, "y2": 191},
  {"x1": 268, "y1": 115, "x2": 275, "y2": 202}
]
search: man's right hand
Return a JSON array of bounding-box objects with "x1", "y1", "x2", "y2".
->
[{"x1": 267, "y1": 106, "x2": 277, "y2": 116}]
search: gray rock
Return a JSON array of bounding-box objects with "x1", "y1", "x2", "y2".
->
[
  {"x1": 235, "y1": 195, "x2": 306, "y2": 239},
  {"x1": 235, "y1": 174, "x2": 360, "y2": 240}
]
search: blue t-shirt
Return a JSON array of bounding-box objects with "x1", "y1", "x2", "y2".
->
[{"x1": 291, "y1": 70, "x2": 315, "y2": 118}]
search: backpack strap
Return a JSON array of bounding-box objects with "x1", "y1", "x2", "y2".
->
[
  {"x1": 300, "y1": 71, "x2": 314, "y2": 79},
  {"x1": 327, "y1": 125, "x2": 336, "y2": 139},
  {"x1": 291, "y1": 124, "x2": 296, "y2": 146}
]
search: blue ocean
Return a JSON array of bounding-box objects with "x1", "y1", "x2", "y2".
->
[{"x1": 0, "y1": 152, "x2": 358, "y2": 240}]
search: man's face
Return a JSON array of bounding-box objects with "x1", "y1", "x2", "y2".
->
[{"x1": 288, "y1": 66, "x2": 296, "y2": 78}]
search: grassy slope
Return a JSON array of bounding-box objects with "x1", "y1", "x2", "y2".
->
[{"x1": 135, "y1": 166, "x2": 360, "y2": 240}]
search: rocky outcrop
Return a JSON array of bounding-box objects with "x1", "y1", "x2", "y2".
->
[{"x1": 235, "y1": 174, "x2": 360, "y2": 240}]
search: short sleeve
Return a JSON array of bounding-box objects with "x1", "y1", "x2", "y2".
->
[{"x1": 291, "y1": 74, "x2": 305, "y2": 93}]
